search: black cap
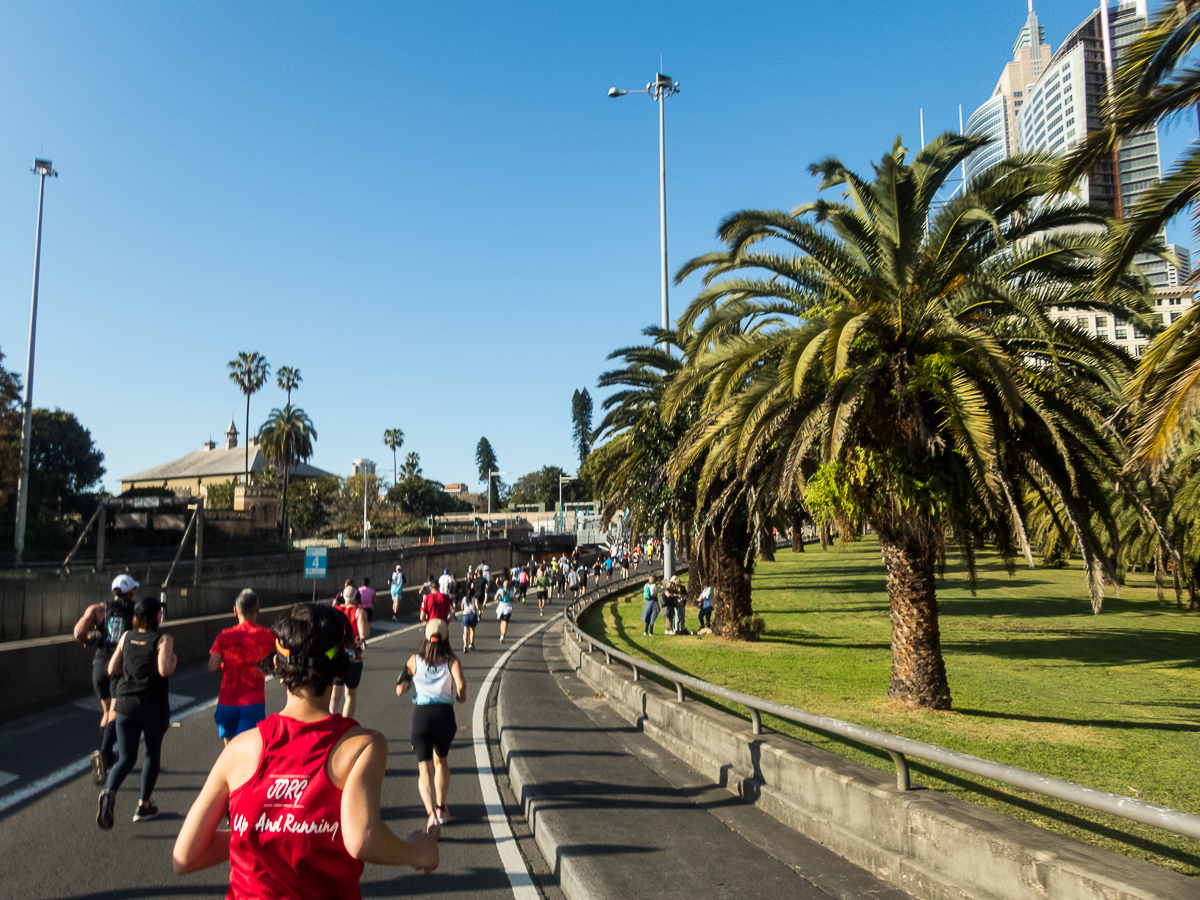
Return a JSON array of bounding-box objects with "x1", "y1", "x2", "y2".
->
[{"x1": 134, "y1": 596, "x2": 162, "y2": 619}]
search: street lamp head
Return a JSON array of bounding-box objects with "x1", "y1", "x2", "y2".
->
[
  {"x1": 31, "y1": 159, "x2": 57, "y2": 177},
  {"x1": 607, "y1": 87, "x2": 627, "y2": 98}
]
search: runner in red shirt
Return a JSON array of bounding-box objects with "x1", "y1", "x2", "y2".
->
[
  {"x1": 420, "y1": 589, "x2": 455, "y2": 624},
  {"x1": 209, "y1": 590, "x2": 276, "y2": 745},
  {"x1": 174, "y1": 602, "x2": 438, "y2": 897}
]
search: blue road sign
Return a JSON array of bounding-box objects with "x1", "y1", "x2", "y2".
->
[{"x1": 304, "y1": 546, "x2": 327, "y2": 579}]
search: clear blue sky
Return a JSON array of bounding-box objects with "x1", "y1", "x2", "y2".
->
[{"x1": 0, "y1": 1, "x2": 1192, "y2": 494}]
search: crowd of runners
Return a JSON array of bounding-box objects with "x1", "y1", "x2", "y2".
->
[{"x1": 70, "y1": 540, "x2": 669, "y2": 898}]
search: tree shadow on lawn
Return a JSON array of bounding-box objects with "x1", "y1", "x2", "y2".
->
[
  {"x1": 954, "y1": 706, "x2": 1200, "y2": 733},
  {"x1": 945, "y1": 628, "x2": 1198, "y2": 667}
]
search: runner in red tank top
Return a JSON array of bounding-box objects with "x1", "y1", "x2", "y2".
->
[{"x1": 173, "y1": 603, "x2": 437, "y2": 897}]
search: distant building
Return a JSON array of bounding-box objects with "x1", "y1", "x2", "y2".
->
[
  {"x1": 120, "y1": 419, "x2": 334, "y2": 496},
  {"x1": 443, "y1": 483, "x2": 469, "y2": 494}
]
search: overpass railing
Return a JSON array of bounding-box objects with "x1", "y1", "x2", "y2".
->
[{"x1": 563, "y1": 581, "x2": 1200, "y2": 842}]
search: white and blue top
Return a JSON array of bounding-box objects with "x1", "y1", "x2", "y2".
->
[{"x1": 413, "y1": 657, "x2": 455, "y2": 705}]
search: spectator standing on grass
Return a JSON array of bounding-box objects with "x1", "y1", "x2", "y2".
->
[
  {"x1": 390, "y1": 566, "x2": 405, "y2": 622},
  {"x1": 698, "y1": 585, "x2": 714, "y2": 630},
  {"x1": 665, "y1": 576, "x2": 686, "y2": 634},
  {"x1": 641, "y1": 575, "x2": 660, "y2": 636},
  {"x1": 209, "y1": 589, "x2": 275, "y2": 745},
  {"x1": 359, "y1": 578, "x2": 377, "y2": 623},
  {"x1": 97, "y1": 596, "x2": 177, "y2": 828},
  {"x1": 173, "y1": 603, "x2": 438, "y2": 891}
]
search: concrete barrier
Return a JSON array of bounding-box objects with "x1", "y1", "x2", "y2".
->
[
  {"x1": 0, "y1": 587, "x2": 425, "y2": 720},
  {"x1": 559, "y1": 626, "x2": 1200, "y2": 900}
]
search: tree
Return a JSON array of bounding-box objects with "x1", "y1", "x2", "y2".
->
[
  {"x1": 475, "y1": 437, "x2": 500, "y2": 508},
  {"x1": 508, "y1": 466, "x2": 565, "y2": 508},
  {"x1": 387, "y1": 477, "x2": 460, "y2": 520},
  {"x1": 667, "y1": 134, "x2": 1155, "y2": 708},
  {"x1": 571, "y1": 389, "x2": 594, "y2": 466},
  {"x1": 0, "y1": 351, "x2": 25, "y2": 517},
  {"x1": 258, "y1": 404, "x2": 317, "y2": 539},
  {"x1": 228, "y1": 352, "x2": 270, "y2": 485},
  {"x1": 288, "y1": 476, "x2": 339, "y2": 537},
  {"x1": 276, "y1": 366, "x2": 302, "y2": 406},
  {"x1": 400, "y1": 452, "x2": 422, "y2": 480},
  {"x1": 382, "y1": 428, "x2": 405, "y2": 486}
]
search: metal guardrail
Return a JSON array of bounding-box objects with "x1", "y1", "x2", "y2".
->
[{"x1": 563, "y1": 581, "x2": 1200, "y2": 842}]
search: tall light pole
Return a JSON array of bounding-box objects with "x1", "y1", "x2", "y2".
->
[
  {"x1": 14, "y1": 159, "x2": 58, "y2": 565},
  {"x1": 608, "y1": 73, "x2": 680, "y2": 581},
  {"x1": 558, "y1": 475, "x2": 576, "y2": 532},
  {"x1": 354, "y1": 459, "x2": 375, "y2": 549}
]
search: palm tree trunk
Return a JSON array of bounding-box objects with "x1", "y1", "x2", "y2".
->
[
  {"x1": 244, "y1": 394, "x2": 251, "y2": 484},
  {"x1": 686, "y1": 531, "x2": 704, "y2": 604},
  {"x1": 791, "y1": 517, "x2": 805, "y2": 553},
  {"x1": 759, "y1": 526, "x2": 776, "y2": 562},
  {"x1": 713, "y1": 524, "x2": 755, "y2": 640},
  {"x1": 879, "y1": 529, "x2": 951, "y2": 710},
  {"x1": 819, "y1": 522, "x2": 830, "y2": 552},
  {"x1": 1155, "y1": 545, "x2": 1165, "y2": 606},
  {"x1": 281, "y1": 461, "x2": 290, "y2": 544}
]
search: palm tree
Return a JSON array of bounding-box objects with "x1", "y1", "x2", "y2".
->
[
  {"x1": 382, "y1": 428, "x2": 404, "y2": 486},
  {"x1": 258, "y1": 404, "x2": 317, "y2": 540},
  {"x1": 276, "y1": 366, "x2": 302, "y2": 405},
  {"x1": 228, "y1": 352, "x2": 270, "y2": 484},
  {"x1": 400, "y1": 452, "x2": 422, "y2": 481},
  {"x1": 666, "y1": 134, "x2": 1156, "y2": 709}
]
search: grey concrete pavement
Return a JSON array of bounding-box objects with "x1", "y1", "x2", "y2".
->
[{"x1": 497, "y1": 622, "x2": 915, "y2": 900}]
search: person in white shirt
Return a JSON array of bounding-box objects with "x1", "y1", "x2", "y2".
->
[{"x1": 437, "y1": 569, "x2": 453, "y2": 596}]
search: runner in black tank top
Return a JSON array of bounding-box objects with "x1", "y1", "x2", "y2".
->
[{"x1": 97, "y1": 595, "x2": 177, "y2": 829}]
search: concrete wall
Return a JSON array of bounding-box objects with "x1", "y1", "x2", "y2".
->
[
  {"x1": 559, "y1": 627, "x2": 1200, "y2": 900},
  {"x1": 0, "y1": 538, "x2": 517, "y2": 642}
]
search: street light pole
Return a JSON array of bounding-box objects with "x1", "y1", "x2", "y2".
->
[
  {"x1": 14, "y1": 159, "x2": 58, "y2": 565},
  {"x1": 487, "y1": 470, "x2": 508, "y2": 530},
  {"x1": 608, "y1": 73, "x2": 680, "y2": 581}
]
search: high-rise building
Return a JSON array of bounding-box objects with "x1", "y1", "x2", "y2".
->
[
  {"x1": 966, "y1": 1, "x2": 1192, "y2": 357},
  {"x1": 964, "y1": 2, "x2": 1052, "y2": 182}
]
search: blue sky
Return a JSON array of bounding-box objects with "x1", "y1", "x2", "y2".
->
[{"x1": 0, "y1": 1, "x2": 1193, "y2": 494}]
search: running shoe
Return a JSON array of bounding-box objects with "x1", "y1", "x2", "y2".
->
[
  {"x1": 436, "y1": 805, "x2": 450, "y2": 824},
  {"x1": 426, "y1": 813, "x2": 441, "y2": 839},
  {"x1": 90, "y1": 750, "x2": 107, "y2": 785},
  {"x1": 469, "y1": 644, "x2": 476, "y2": 651},
  {"x1": 132, "y1": 801, "x2": 159, "y2": 823},
  {"x1": 96, "y1": 790, "x2": 115, "y2": 830}
]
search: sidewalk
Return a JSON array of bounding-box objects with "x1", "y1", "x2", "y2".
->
[{"x1": 496, "y1": 622, "x2": 914, "y2": 900}]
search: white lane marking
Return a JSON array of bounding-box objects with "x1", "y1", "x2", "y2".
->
[
  {"x1": 0, "y1": 697, "x2": 219, "y2": 815},
  {"x1": 473, "y1": 614, "x2": 559, "y2": 900},
  {"x1": 0, "y1": 771, "x2": 17, "y2": 789},
  {"x1": 168, "y1": 692, "x2": 194, "y2": 710},
  {"x1": 0, "y1": 618, "x2": 423, "y2": 817}
]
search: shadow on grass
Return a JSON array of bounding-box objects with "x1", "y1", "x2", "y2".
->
[
  {"x1": 955, "y1": 707, "x2": 1200, "y2": 733},
  {"x1": 945, "y1": 629, "x2": 1199, "y2": 667}
]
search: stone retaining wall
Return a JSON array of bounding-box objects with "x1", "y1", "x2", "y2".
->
[{"x1": 560, "y1": 623, "x2": 1199, "y2": 900}]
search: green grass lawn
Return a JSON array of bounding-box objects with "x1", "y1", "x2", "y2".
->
[{"x1": 579, "y1": 537, "x2": 1200, "y2": 876}]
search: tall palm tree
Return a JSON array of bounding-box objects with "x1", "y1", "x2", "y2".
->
[
  {"x1": 400, "y1": 452, "x2": 422, "y2": 481},
  {"x1": 382, "y1": 428, "x2": 404, "y2": 486},
  {"x1": 258, "y1": 404, "x2": 317, "y2": 540},
  {"x1": 228, "y1": 352, "x2": 270, "y2": 485},
  {"x1": 665, "y1": 134, "x2": 1157, "y2": 709},
  {"x1": 276, "y1": 366, "x2": 302, "y2": 406}
]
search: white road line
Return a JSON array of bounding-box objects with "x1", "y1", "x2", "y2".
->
[
  {"x1": 0, "y1": 771, "x2": 17, "y2": 789},
  {"x1": 0, "y1": 618, "x2": 422, "y2": 817},
  {"x1": 473, "y1": 614, "x2": 559, "y2": 900},
  {"x1": 0, "y1": 697, "x2": 220, "y2": 815}
]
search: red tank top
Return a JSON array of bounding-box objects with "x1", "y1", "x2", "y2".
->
[{"x1": 227, "y1": 714, "x2": 364, "y2": 900}]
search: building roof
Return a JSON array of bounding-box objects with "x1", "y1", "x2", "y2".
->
[{"x1": 122, "y1": 444, "x2": 334, "y2": 484}]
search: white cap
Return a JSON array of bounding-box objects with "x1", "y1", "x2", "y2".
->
[{"x1": 111, "y1": 574, "x2": 139, "y2": 595}]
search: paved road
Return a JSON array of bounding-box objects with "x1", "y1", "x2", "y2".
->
[{"x1": 0, "y1": 583, "x2": 586, "y2": 900}]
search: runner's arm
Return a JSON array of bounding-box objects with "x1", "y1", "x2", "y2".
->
[
  {"x1": 449, "y1": 657, "x2": 467, "y2": 704},
  {"x1": 357, "y1": 607, "x2": 370, "y2": 642},
  {"x1": 340, "y1": 732, "x2": 439, "y2": 871},
  {"x1": 395, "y1": 656, "x2": 416, "y2": 697},
  {"x1": 107, "y1": 631, "x2": 129, "y2": 677},
  {"x1": 207, "y1": 652, "x2": 223, "y2": 674},
  {"x1": 73, "y1": 604, "x2": 103, "y2": 644},
  {"x1": 158, "y1": 633, "x2": 178, "y2": 677}
]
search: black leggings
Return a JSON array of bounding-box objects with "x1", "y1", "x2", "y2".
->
[{"x1": 107, "y1": 702, "x2": 169, "y2": 801}]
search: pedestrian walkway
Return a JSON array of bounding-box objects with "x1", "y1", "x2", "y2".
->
[{"x1": 496, "y1": 622, "x2": 913, "y2": 900}]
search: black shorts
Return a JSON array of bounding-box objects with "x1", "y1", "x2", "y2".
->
[
  {"x1": 335, "y1": 660, "x2": 364, "y2": 690},
  {"x1": 93, "y1": 655, "x2": 118, "y2": 703},
  {"x1": 411, "y1": 703, "x2": 457, "y2": 761},
  {"x1": 364, "y1": 608, "x2": 374, "y2": 622},
  {"x1": 536, "y1": 588, "x2": 546, "y2": 600}
]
